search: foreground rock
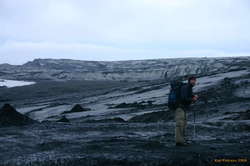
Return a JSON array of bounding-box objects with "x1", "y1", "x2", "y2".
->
[{"x1": 0, "y1": 104, "x2": 35, "y2": 127}]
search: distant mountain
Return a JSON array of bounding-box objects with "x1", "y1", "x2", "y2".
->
[{"x1": 0, "y1": 57, "x2": 249, "y2": 81}]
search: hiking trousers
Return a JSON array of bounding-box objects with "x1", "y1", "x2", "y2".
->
[{"x1": 175, "y1": 107, "x2": 187, "y2": 144}]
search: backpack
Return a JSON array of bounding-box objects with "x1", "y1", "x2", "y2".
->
[{"x1": 168, "y1": 80, "x2": 185, "y2": 110}]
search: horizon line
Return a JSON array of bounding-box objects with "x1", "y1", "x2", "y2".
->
[{"x1": 1, "y1": 55, "x2": 250, "y2": 66}]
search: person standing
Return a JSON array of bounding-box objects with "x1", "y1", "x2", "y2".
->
[{"x1": 175, "y1": 76, "x2": 198, "y2": 146}]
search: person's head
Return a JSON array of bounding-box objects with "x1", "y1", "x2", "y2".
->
[{"x1": 188, "y1": 76, "x2": 197, "y2": 86}]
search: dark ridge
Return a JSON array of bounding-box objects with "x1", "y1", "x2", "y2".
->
[
  {"x1": 57, "y1": 116, "x2": 70, "y2": 123},
  {"x1": 0, "y1": 104, "x2": 36, "y2": 127},
  {"x1": 128, "y1": 111, "x2": 173, "y2": 123},
  {"x1": 109, "y1": 101, "x2": 154, "y2": 109},
  {"x1": 85, "y1": 117, "x2": 126, "y2": 123},
  {"x1": 62, "y1": 104, "x2": 91, "y2": 114}
]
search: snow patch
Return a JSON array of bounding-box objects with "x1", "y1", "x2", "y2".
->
[{"x1": 0, "y1": 79, "x2": 35, "y2": 88}]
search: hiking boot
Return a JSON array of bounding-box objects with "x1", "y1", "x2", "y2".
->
[{"x1": 184, "y1": 140, "x2": 192, "y2": 145}]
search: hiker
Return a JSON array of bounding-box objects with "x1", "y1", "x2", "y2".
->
[{"x1": 168, "y1": 76, "x2": 198, "y2": 146}]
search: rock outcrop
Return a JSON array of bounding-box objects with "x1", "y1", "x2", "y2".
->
[
  {"x1": 57, "y1": 115, "x2": 70, "y2": 123},
  {"x1": 62, "y1": 104, "x2": 91, "y2": 114},
  {"x1": 0, "y1": 104, "x2": 35, "y2": 126}
]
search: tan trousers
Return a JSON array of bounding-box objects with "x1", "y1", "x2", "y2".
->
[{"x1": 175, "y1": 107, "x2": 187, "y2": 144}]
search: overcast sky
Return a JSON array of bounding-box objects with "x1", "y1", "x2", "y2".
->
[{"x1": 0, "y1": 0, "x2": 250, "y2": 65}]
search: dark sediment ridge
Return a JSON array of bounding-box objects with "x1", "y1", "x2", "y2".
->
[{"x1": 0, "y1": 104, "x2": 36, "y2": 127}]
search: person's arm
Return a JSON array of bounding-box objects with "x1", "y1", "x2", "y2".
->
[
  {"x1": 190, "y1": 88, "x2": 199, "y2": 103},
  {"x1": 192, "y1": 95, "x2": 198, "y2": 102}
]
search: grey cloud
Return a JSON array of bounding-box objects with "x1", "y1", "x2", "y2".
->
[{"x1": 0, "y1": 0, "x2": 250, "y2": 64}]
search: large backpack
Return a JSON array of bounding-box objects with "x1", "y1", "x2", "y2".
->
[{"x1": 168, "y1": 80, "x2": 185, "y2": 110}]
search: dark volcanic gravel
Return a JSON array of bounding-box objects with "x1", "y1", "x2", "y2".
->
[{"x1": 0, "y1": 122, "x2": 249, "y2": 166}]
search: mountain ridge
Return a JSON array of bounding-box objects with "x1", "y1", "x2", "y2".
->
[{"x1": 0, "y1": 57, "x2": 249, "y2": 81}]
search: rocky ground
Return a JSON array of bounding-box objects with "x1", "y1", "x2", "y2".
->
[
  {"x1": 0, "y1": 122, "x2": 249, "y2": 166},
  {"x1": 0, "y1": 58, "x2": 250, "y2": 165}
]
